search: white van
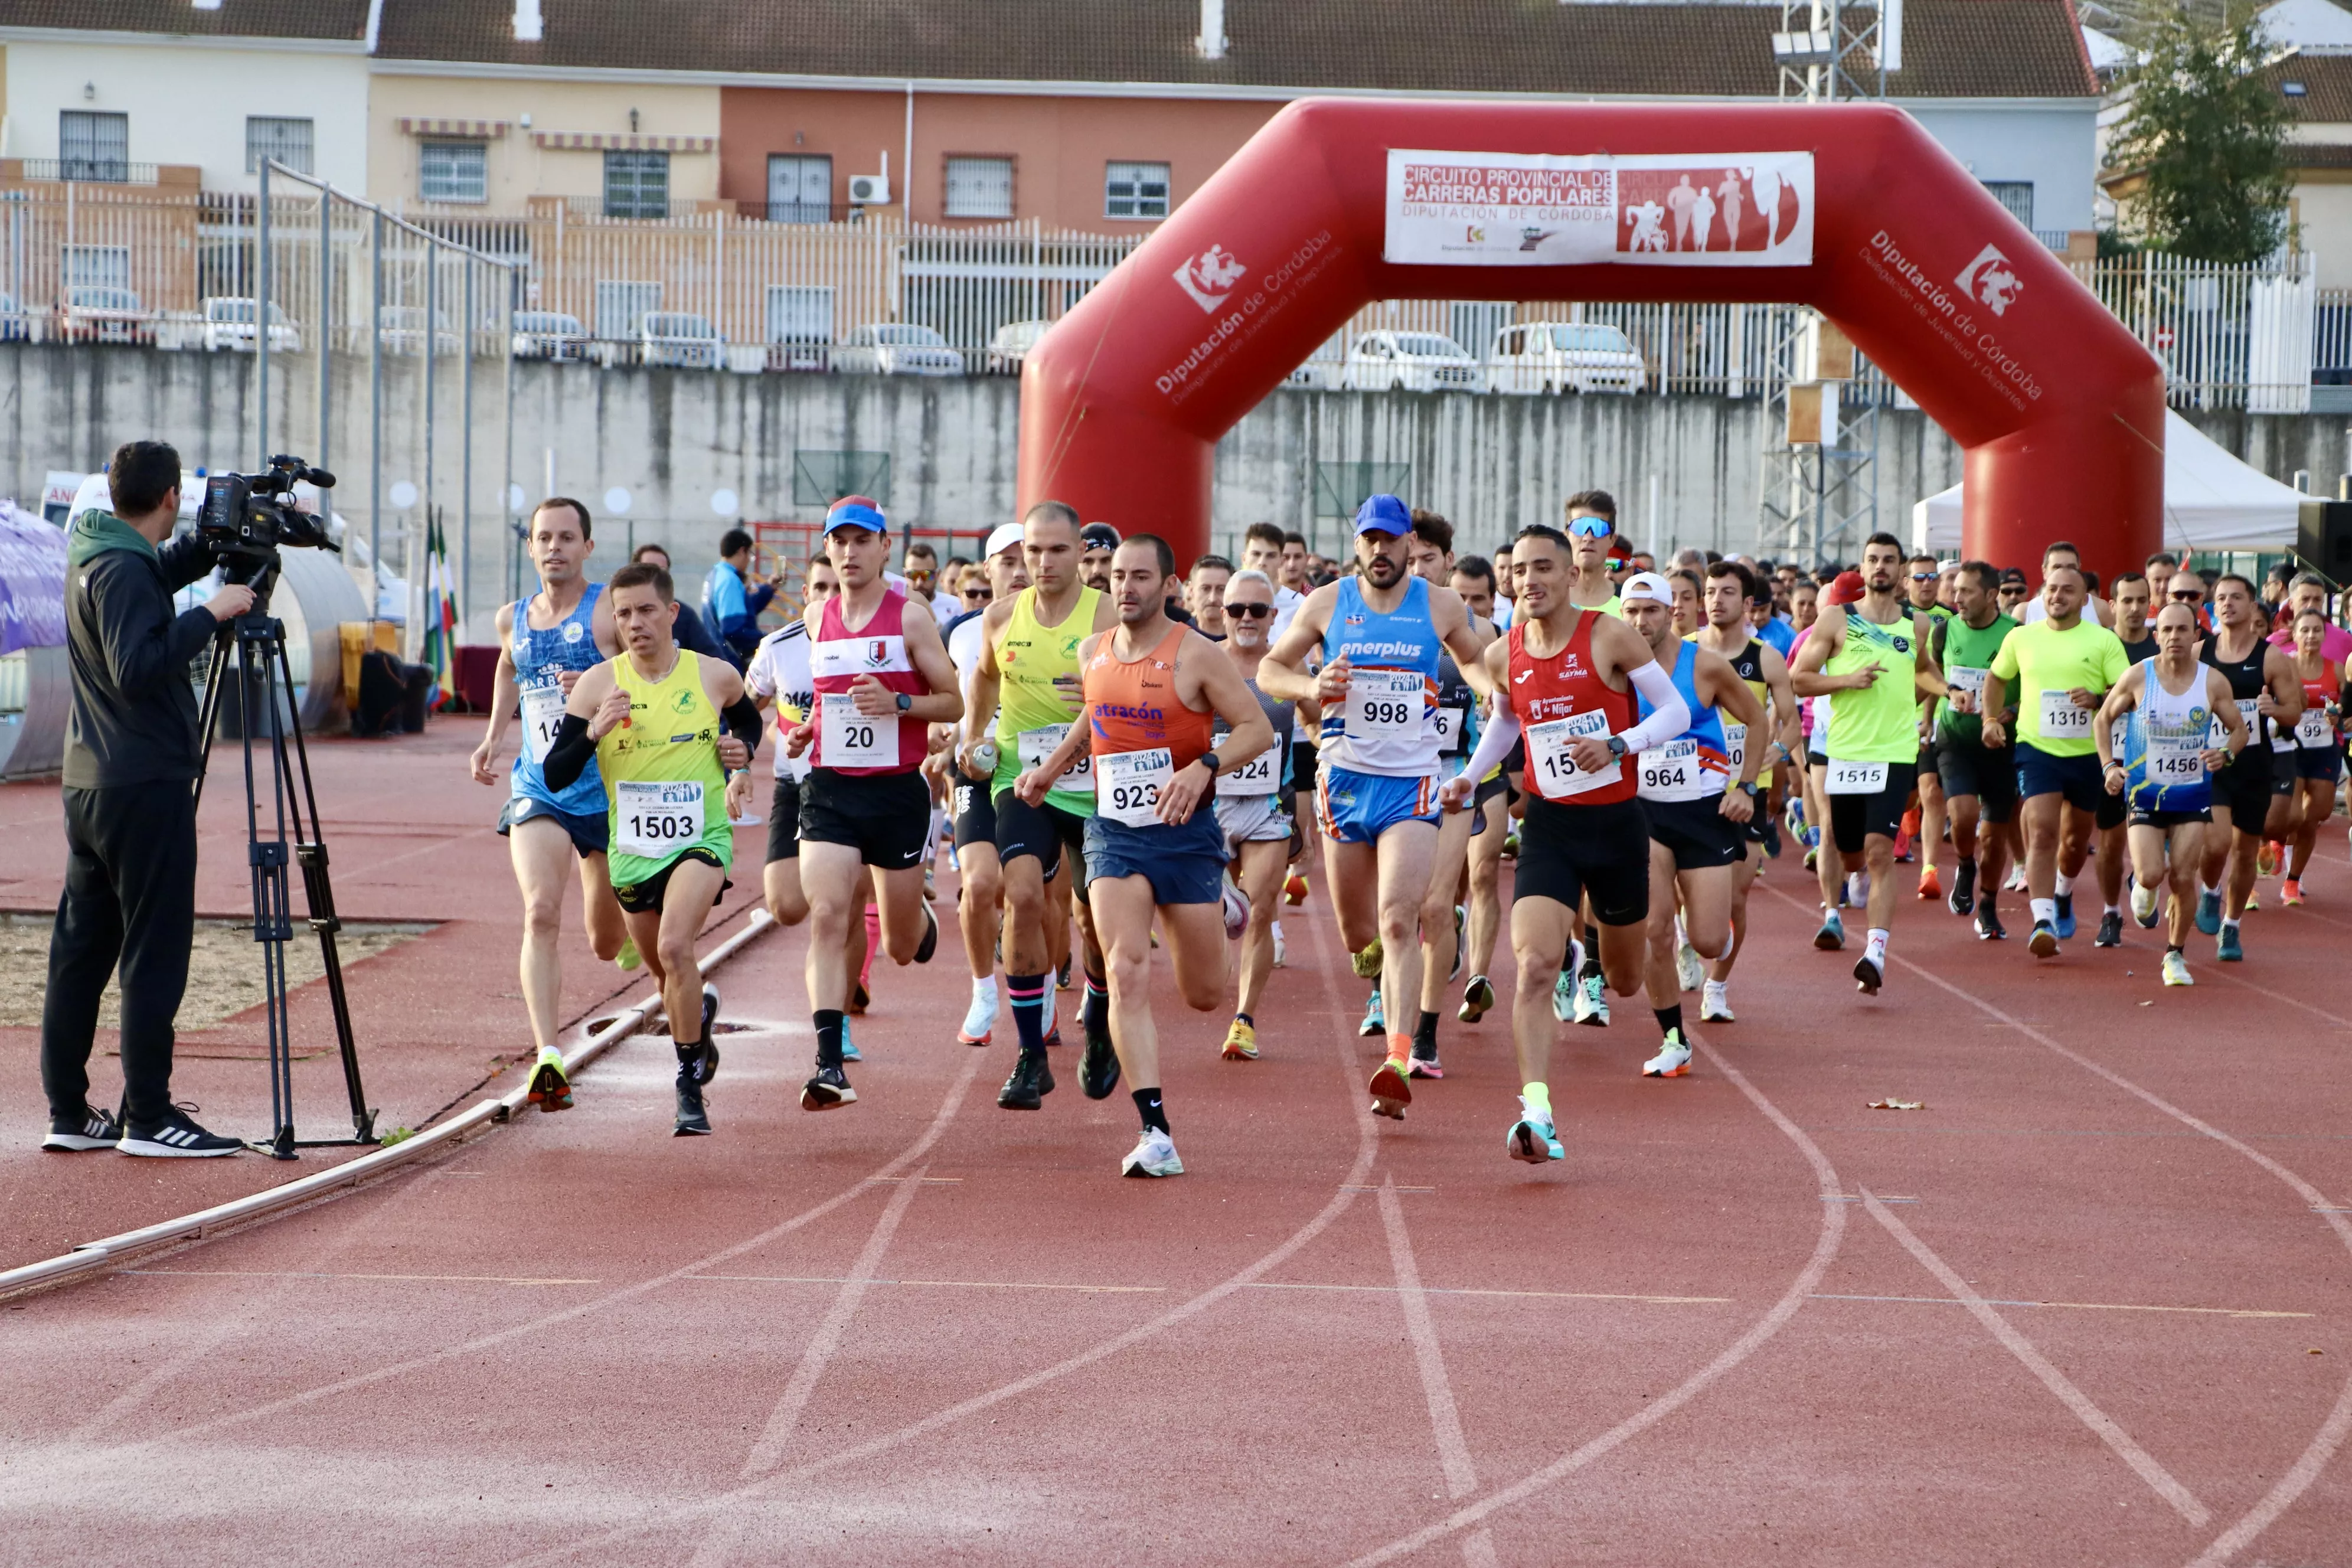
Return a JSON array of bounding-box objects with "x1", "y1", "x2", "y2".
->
[
  {"x1": 1488, "y1": 322, "x2": 1644, "y2": 395},
  {"x1": 1341, "y1": 331, "x2": 1486, "y2": 394}
]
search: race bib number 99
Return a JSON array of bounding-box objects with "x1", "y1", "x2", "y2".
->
[
  {"x1": 1018, "y1": 723, "x2": 1094, "y2": 793},
  {"x1": 1100, "y1": 747, "x2": 1175, "y2": 827},
  {"x1": 615, "y1": 779, "x2": 704, "y2": 857},
  {"x1": 1527, "y1": 710, "x2": 1616, "y2": 801}
]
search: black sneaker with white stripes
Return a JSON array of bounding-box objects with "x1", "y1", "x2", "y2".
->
[
  {"x1": 117, "y1": 1105, "x2": 244, "y2": 1158},
  {"x1": 42, "y1": 1104, "x2": 122, "y2": 1152}
]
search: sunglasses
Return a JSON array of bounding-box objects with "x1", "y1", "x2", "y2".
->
[
  {"x1": 2170, "y1": 589, "x2": 2203, "y2": 601},
  {"x1": 1223, "y1": 602, "x2": 1274, "y2": 619},
  {"x1": 963, "y1": 586, "x2": 992, "y2": 602},
  {"x1": 1909, "y1": 572, "x2": 1938, "y2": 582},
  {"x1": 1567, "y1": 517, "x2": 1614, "y2": 539}
]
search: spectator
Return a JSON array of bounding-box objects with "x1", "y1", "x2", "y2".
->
[
  {"x1": 1188, "y1": 553, "x2": 1232, "y2": 638},
  {"x1": 701, "y1": 525, "x2": 776, "y2": 665}
]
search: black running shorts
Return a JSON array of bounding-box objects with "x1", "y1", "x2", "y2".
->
[
  {"x1": 994, "y1": 787, "x2": 1090, "y2": 883},
  {"x1": 952, "y1": 772, "x2": 997, "y2": 851},
  {"x1": 614, "y1": 847, "x2": 729, "y2": 915},
  {"x1": 799, "y1": 768, "x2": 930, "y2": 870},
  {"x1": 1514, "y1": 795, "x2": 1651, "y2": 927},
  {"x1": 1827, "y1": 759, "x2": 1917, "y2": 855},
  {"x1": 2210, "y1": 747, "x2": 2276, "y2": 831},
  {"x1": 765, "y1": 777, "x2": 802, "y2": 863},
  {"x1": 1935, "y1": 736, "x2": 2017, "y2": 825},
  {"x1": 1646, "y1": 795, "x2": 1743, "y2": 871}
]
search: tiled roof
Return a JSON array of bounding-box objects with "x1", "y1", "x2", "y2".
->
[
  {"x1": 0, "y1": 0, "x2": 368, "y2": 41},
  {"x1": 2268, "y1": 54, "x2": 2352, "y2": 122},
  {"x1": 368, "y1": 0, "x2": 2099, "y2": 99}
]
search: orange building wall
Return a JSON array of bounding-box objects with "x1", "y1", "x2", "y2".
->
[{"x1": 718, "y1": 87, "x2": 1280, "y2": 230}]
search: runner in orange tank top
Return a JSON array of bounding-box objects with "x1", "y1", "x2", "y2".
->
[{"x1": 1017, "y1": 533, "x2": 1272, "y2": 1179}]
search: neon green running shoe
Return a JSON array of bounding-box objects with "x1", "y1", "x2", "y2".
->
[
  {"x1": 525, "y1": 1044, "x2": 574, "y2": 1113},
  {"x1": 615, "y1": 935, "x2": 642, "y2": 972},
  {"x1": 1350, "y1": 936, "x2": 1384, "y2": 979}
]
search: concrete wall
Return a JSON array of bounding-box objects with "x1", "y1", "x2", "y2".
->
[{"x1": 4, "y1": 341, "x2": 2341, "y2": 638}]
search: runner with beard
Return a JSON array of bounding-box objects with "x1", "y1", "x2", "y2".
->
[
  {"x1": 936, "y1": 522, "x2": 1030, "y2": 1046},
  {"x1": 1447, "y1": 553, "x2": 1513, "y2": 1020},
  {"x1": 1208, "y1": 567, "x2": 1308, "y2": 1061},
  {"x1": 1692, "y1": 560, "x2": 1798, "y2": 1023},
  {"x1": 2193, "y1": 574, "x2": 2303, "y2": 961}
]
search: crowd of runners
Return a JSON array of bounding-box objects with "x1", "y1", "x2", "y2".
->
[{"x1": 459, "y1": 487, "x2": 2351, "y2": 1181}]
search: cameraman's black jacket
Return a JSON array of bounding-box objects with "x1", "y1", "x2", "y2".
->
[{"x1": 62, "y1": 511, "x2": 221, "y2": 788}]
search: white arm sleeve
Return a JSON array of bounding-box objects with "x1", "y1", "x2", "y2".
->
[
  {"x1": 1454, "y1": 697, "x2": 1521, "y2": 784},
  {"x1": 1615, "y1": 660, "x2": 1691, "y2": 754}
]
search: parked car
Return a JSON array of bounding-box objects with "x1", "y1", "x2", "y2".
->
[
  {"x1": 57, "y1": 286, "x2": 154, "y2": 345},
  {"x1": 1489, "y1": 322, "x2": 1645, "y2": 394},
  {"x1": 641, "y1": 311, "x2": 722, "y2": 369},
  {"x1": 377, "y1": 306, "x2": 460, "y2": 356},
  {"x1": 201, "y1": 297, "x2": 300, "y2": 354},
  {"x1": 1283, "y1": 332, "x2": 1345, "y2": 390},
  {"x1": 835, "y1": 322, "x2": 965, "y2": 377},
  {"x1": 1341, "y1": 331, "x2": 1486, "y2": 393},
  {"x1": 512, "y1": 311, "x2": 589, "y2": 361},
  {"x1": 985, "y1": 318, "x2": 1048, "y2": 375},
  {"x1": 0, "y1": 293, "x2": 28, "y2": 343}
]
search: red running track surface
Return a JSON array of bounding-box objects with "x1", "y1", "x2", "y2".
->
[{"x1": 5, "y1": 811, "x2": 2352, "y2": 1564}]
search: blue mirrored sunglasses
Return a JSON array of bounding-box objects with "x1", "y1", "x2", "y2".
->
[{"x1": 1567, "y1": 517, "x2": 1615, "y2": 539}]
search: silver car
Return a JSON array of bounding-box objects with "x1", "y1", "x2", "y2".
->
[
  {"x1": 1489, "y1": 322, "x2": 1645, "y2": 394},
  {"x1": 836, "y1": 322, "x2": 965, "y2": 377},
  {"x1": 512, "y1": 311, "x2": 589, "y2": 361},
  {"x1": 641, "y1": 312, "x2": 722, "y2": 370},
  {"x1": 1341, "y1": 331, "x2": 1487, "y2": 394}
]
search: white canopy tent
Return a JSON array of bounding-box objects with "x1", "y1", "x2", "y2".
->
[{"x1": 1912, "y1": 410, "x2": 2305, "y2": 557}]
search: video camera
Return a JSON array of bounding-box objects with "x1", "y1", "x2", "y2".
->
[{"x1": 200, "y1": 454, "x2": 338, "y2": 592}]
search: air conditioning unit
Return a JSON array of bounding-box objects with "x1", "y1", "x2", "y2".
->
[{"x1": 849, "y1": 173, "x2": 890, "y2": 206}]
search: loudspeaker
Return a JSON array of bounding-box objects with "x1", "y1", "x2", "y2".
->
[{"x1": 2299, "y1": 499, "x2": 2352, "y2": 584}]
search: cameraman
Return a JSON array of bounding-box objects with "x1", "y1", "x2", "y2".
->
[{"x1": 40, "y1": 440, "x2": 253, "y2": 1157}]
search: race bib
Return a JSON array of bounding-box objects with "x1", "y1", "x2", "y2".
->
[
  {"x1": 1945, "y1": 665, "x2": 1988, "y2": 701},
  {"x1": 2146, "y1": 731, "x2": 2207, "y2": 782},
  {"x1": 615, "y1": 779, "x2": 704, "y2": 858},
  {"x1": 821, "y1": 692, "x2": 898, "y2": 768},
  {"x1": 1825, "y1": 758, "x2": 1889, "y2": 795},
  {"x1": 2039, "y1": 690, "x2": 2095, "y2": 739},
  {"x1": 1347, "y1": 670, "x2": 1424, "y2": 740},
  {"x1": 1432, "y1": 704, "x2": 1468, "y2": 755},
  {"x1": 1099, "y1": 747, "x2": 1175, "y2": 827},
  {"x1": 2299, "y1": 708, "x2": 2333, "y2": 748},
  {"x1": 1638, "y1": 736, "x2": 1713, "y2": 802},
  {"x1": 1018, "y1": 723, "x2": 1093, "y2": 793},
  {"x1": 1526, "y1": 710, "x2": 1618, "y2": 801},
  {"x1": 521, "y1": 682, "x2": 566, "y2": 766},
  {"x1": 1220, "y1": 743, "x2": 1281, "y2": 797},
  {"x1": 1722, "y1": 720, "x2": 1747, "y2": 779}
]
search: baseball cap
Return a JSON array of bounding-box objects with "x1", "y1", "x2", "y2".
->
[
  {"x1": 1080, "y1": 522, "x2": 1121, "y2": 552},
  {"x1": 984, "y1": 521, "x2": 1024, "y2": 558},
  {"x1": 1620, "y1": 570, "x2": 1674, "y2": 605},
  {"x1": 1827, "y1": 569, "x2": 1867, "y2": 606},
  {"x1": 1354, "y1": 494, "x2": 1412, "y2": 536},
  {"x1": 824, "y1": 495, "x2": 887, "y2": 535}
]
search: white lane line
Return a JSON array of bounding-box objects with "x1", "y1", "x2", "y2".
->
[
  {"x1": 1858, "y1": 1187, "x2": 2210, "y2": 1526},
  {"x1": 1879, "y1": 950, "x2": 2352, "y2": 1568},
  {"x1": 1376, "y1": 1176, "x2": 1502, "y2": 1568},
  {"x1": 1810, "y1": 1293, "x2": 2313, "y2": 1320},
  {"x1": 1248, "y1": 1282, "x2": 1732, "y2": 1305},
  {"x1": 125, "y1": 1270, "x2": 600, "y2": 1285},
  {"x1": 1346, "y1": 1039, "x2": 1850, "y2": 1567}
]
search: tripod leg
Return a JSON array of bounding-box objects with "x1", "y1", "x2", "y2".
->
[{"x1": 241, "y1": 626, "x2": 299, "y2": 1160}]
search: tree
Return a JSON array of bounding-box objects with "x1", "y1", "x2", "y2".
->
[{"x1": 2108, "y1": 5, "x2": 2293, "y2": 263}]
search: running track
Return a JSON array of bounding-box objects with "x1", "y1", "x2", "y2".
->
[{"x1": 5, "y1": 761, "x2": 2351, "y2": 1563}]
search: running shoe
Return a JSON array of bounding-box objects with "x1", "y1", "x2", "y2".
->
[
  {"x1": 2028, "y1": 920, "x2": 2060, "y2": 959},
  {"x1": 678, "y1": 1035, "x2": 721, "y2": 1088},
  {"x1": 1407, "y1": 1038, "x2": 1443, "y2": 1079},
  {"x1": 1814, "y1": 911, "x2": 1846, "y2": 951},
  {"x1": 2282, "y1": 878, "x2": 2305, "y2": 906},
  {"x1": 42, "y1": 1104, "x2": 122, "y2": 1152},
  {"x1": 2194, "y1": 889, "x2": 2223, "y2": 935},
  {"x1": 1501, "y1": 831, "x2": 1520, "y2": 861},
  {"x1": 2131, "y1": 883, "x2": 2160, "y2": 927},
  {"x1": 1272, "y1": 925, "x2": 1287, "y2": 969},
  {"x1": 1551, "y1": 969, "x2": 1578, "y2": 1024},
  {"x1": 1285, "y1": 871, "x2": 1309, "y2": 907},
  {"x1": 914, "y1": 906, "x2": 940, "y2": 964},
  {"x1": 673, "y1": 1075, "x2": 711, "y2": 1136},
  {"x1": 2095, "y1": 910, "x2": 2124, "y2": 949},
  {"x1": 2005, "y1": 866, "x2": 2028, "y2": 894},
  {"x1": 1368, "y1": 1060, "x2": 1412, "y2": 1120},
  {"x1": 614, "y1": 935, "x2": 642, "y2": 972},
  {"x1": 997, "y1": 1050, "x2": 1054, "y2": 1109},
  {"x1": 1574, "y1": 972, "x2": 1610, "y2": 1027},
  {"x1": 1701, "y1": 979, "x2": 1734, "y2": 1023},
  {"x1": 2053, "y1": 894, "x2": 2077, "y2": 940},
  {"x1": 1507, "y1": 1112, "x2": 1564, "y2": 1164},
  {"x1": 1675, "y1": 939, "x2": 1705, "y2": 993},
  {"x1": 2260, "y1": 839, "x2": 2281, "y2": 877},
  {"x1": 1449, "y1": 906, "x2": 1466, "y2": 983},
  {"x1": 1122, "y1": 1127, "x2": 1185, "y2": 1178},
  {"x1": 958, "y1": 988, "x2": 996, "y2": 1046},
  {"x1": 1845, "y1": 871, "x2": 1868, "y2": 908},
  {"x1": 1762, "y1": 818, "x2": 1783, "y2": 859},
  {"x1": 1351, "y1": 936, "x2": 1384, "y2": 980},
  {"x1": 1892, "y1": 827, "x2": 1914, "y2": 864},
  {"x1": 1081, "y1": 1023, "x2": 1122, "y2": 1099},
  {"x1": 2217, "y1": 925, "x2": 2244, "y2": 962},
  {"x1": 1804, "y1": 845, "x2": 1819, "y2": 872},
  {"x1": 1974, "y1": 904, "x2": 2007, "y2": 942},
  {"x1": 2162, "y1": 949, "x2": 2194, "y2": 986},
  {"x1": 800, "y1": 1065, "x2": 857, "y2": 1110},
  {"x1": 1948, "y1": 859, "x2": 1977, "y2": 917},
  {"x1": 1220, "y1": 873, "x2": 1250, "y2": 941},
  {"x1": 526, "y1": 1044, "x2": 574, "y2": 1113},
  {"x1": 700, "y1": 984, "x2": 721, "y2": 1048},
  {"x1": 2246, "y1": 887, "x2": 2263, "y2": 912},
  {"x1": 1458, "y1": 974, "x2": 1496, "y2": 1024},
  {"x1": 1222, "y1": 1019, "x2": 1258, "y2": 1061},
  {"x1": 1057, "y1": 956, "x2": 1073, "y2": 991},
  {"x1": 1853, "y1": 954, "x2": 1884, "y2": 995},
  {"x1": 848, "y1": 979, "x2": 870, "y2": 1016},
  {"x1": 1916, "y1": 864, "x2": 1942, "y2": 901},
  {"x1": 1642, "y1": 1032, "x2": 1693, "y2": 1078},
  {"x1": 1360, "y1": 989, "x2": 1386, "y2": 1038},
  {"x1": 841, "y1": 1021, "x2": 861, "y2": 1063}
]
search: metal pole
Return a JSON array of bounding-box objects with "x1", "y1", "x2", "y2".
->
[
  {"x1": 317, "y1": 183, "x2": 331, "y2": 472},
  {"x1": 370, "y1": 209, "x2": 382, "y2": 613},
  {"x1": 502, "y1": 262, "x2": 517, "y2": 609},
  {"x1": 257, "y1": 161, "x2": 272, "y2": 468},
  {"x1": 462, "y1": 258, "x2": 475, "y2": 635},
  {"x1": 424, "y1": 239, "x2": 437, "y2": 644}
]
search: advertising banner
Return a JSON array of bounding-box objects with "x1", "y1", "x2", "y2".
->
[{"x1": 0, "y1": 501, "x2": 66, "y2": 655}]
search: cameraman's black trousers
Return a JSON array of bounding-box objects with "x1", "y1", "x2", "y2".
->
[{"x1": 41, "y1": 780, "x2": 198, "y2": 1126}]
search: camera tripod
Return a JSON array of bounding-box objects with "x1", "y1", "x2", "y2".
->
[{"x1": 192, "y1": 570, "x2": 377, "y2": 1160}]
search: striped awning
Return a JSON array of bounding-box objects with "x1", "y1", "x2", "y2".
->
[
  {"x1": 396, "y1": 118, "x2": 510, "y2": 139},
  {"x1": 533, "y1": 132, "x2": 716, "y2": 153}
]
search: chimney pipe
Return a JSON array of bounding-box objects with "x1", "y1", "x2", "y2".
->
[
  {"x1": 1197, "y1": 0, "x2": 1227, "y2": 60},
  {"x1": 514, "y1": 0, "x2": 543, "y2": 43}
]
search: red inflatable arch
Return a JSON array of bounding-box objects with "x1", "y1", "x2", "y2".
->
[{"x1": 1018, "y1": 99, "x2": 2162, "y2": 579}]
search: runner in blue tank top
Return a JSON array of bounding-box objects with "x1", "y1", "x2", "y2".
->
[
  {"x1": 469, "y1": 498, "x2": 631, "y2": 1112},
  {"x1": 1259, "y1": 494, "x2": 1494, "y2": 1121}
]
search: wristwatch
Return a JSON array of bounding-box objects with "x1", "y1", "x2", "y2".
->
[
  {"x1": 1737, "y1": 780, "x2": 1762, "y2": 798},
  {"x1": 894, "y1": 691, "x2": 913, "y2": 713},
  {"x1": 1198, "y1": 749, "x2": 1223, "y2": 776},
  {"x1": 1605, "y1": 736, "x2": 1629, "y2": 760}
]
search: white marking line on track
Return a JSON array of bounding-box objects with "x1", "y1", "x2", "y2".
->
[
  {"x1": 692, "y1": 1275, "x2": 1167, "y2": 1293},
  {"x1": 1811, "y1": 1293, "x2": 2314, "y2": 1320},
  {"x1": 1859, "y1": 1187, "x2": 2211, "y2": 1525},
  {"x1": 496, "y1": 883, "x2": 1389, "y2": 1568},
  {"x1": 1347, "y1": 1041, "x2": 1850, "y2": 1567},
  {"x1": 125, "y1": 1269, "x2": 600, "y2": 1286},
  {"x1": 1880, "y1": 948, "x2": 2352, "y2": 1568},
  {"x1": 1249, "y1": 1282, "x2": 1733, "y2": 1306},
  {"x1": 1377, "y1": 1176, "x2": 1503, "y2": 1568}
]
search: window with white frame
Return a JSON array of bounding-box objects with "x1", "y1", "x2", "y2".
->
[
  {"x1": 59, "y1": 112, "x2": 129, "y2": 182},
  {"x1": 603, "y1": 151, "x2": 669, "y2": 220},
  {"x1": 419, "y1": 141, "x2": 487, "y2": 204},
  {"x1": 766, "y1": 285, "x2": 835, "y2": 345},
  {"x1": 246, "y1": 117, "x2": 314, "y2": 176},
  {"x1": 1981, "y1": 181, "x2": 2034, "y2": 230},
  {"x1": 944, "y1": 156, "x2": 1014, "y2": 220},
  {"x1": 1104, "y1": 161, "x2": 1170, "y2": 220},
  {"x1": 61, "y1": 245, "x2": 131, "y2": 289},
  {"x1": 594, "y1": 280, "x2": 662, "y2": 340}
]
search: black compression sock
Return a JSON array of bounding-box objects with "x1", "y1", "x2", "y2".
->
[
  {"x1": 1083, "y1": 972, "x2": 1110, "y2": 1035},
  {"x1": 1580, "y1": 955, "x2": 1603, "y2": 981},
  {"x1": 1415, "y1": 1010, "x2": 1439, "y2": 1047},
  {"x1": 1132, "y1": 1086, "x2": 1170, "y2": 1135},
  {"x1": 814, "y1": 1008, "x2": 846, "y2": 1070},
  {"x1": 1234, "y1": 1011, "x2": 1253, "y2": 1028},
  {"x1": 1655, "y1": 1004, "x2": 1684, "y2": 1039}
]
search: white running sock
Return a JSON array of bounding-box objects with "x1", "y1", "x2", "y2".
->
[
  {"x1": 2104, "y1": 903, "x2": 2121, "y2": 917},
  {"x1": 2221, "y1": 917, "x2": 2240, "y2": 935},
  {"x1": 2054, "y1": 870, "x2": 2076, "y2": 897},
  {"x1": 2030, "y1": 897, "x2": 2058, "y2": 925},
  {"x1": 1864, "y1": 927, "x2": 1889, "y2": 963},
  {"x1": 972, "y1": 975, "x2": 998, "y2": 1004},
  {"x1": 1272, "y1": 918, "x2": 1285, "y2": 940}
]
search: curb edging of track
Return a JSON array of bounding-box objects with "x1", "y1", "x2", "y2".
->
[{"x1": 0, "y1": 907, "x2": 776, "y2": 1304}]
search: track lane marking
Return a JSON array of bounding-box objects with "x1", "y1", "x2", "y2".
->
[
  {"x1": 1809, "y1": 1293, "x2": 2313, "y2": 1319},
  {"x1": 1858, "y1": 1187, "x2": 2210, "y2": 1525},
  {"x1": 1377, "y1": 1175, "x2": 1501, "y2": 1567},
  {"x1": 125, "y1": 1269, "x2": 600, "y2": 1285}
]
